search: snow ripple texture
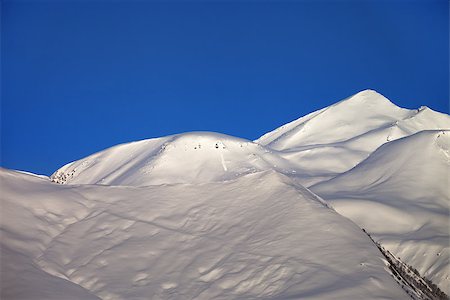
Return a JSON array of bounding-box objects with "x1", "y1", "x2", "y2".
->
[{"x1": 2, "y1": 89, "x2": 449, "y2": 299}]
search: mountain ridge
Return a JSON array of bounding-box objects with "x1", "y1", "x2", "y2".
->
[
  {"x1": 51, "y1": 132, "x2": 297, "y2": 186},
  {"x1": 2, "y1": 90, "x2": 449, "y2": 299}
]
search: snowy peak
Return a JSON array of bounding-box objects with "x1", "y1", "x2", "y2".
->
[
  {"x1": 334, "y1": 89, "x2": 397, "y2": 108},
  {"x1": 253, "y1": 89, "x2": 394, "y2": 147},
  {"x1": 257, "y1": 89, "x2": 415, "y2": 150},
  {"x1": 253, "y1": 90, "x2": 450, "y2": 187},
  {"x1": 51, "y1": 91, "x2": 450, "y2": 188},
  {"x1": 4, "y1": 89, "x2": 450, "y2": 299},
  {"x1": 51, "y1": 132, "x2": 294, "y2": 186}
]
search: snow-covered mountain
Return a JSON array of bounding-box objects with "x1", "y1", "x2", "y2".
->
[
  {"x1": 311, "y1": 130, "x2": 450, "y2": 294},
  {"x1": 257, "y1": 90, "x2": 450, "y2": 186},
  {"x1": 50, "y1": 132, "x2": 296, "y2": 186},
  {"x1": 1, "y1": 89, "x2": 449, "y2": 299},
  {"x1": 50, "y1": 90, "x2": 449, "y2": 189}
]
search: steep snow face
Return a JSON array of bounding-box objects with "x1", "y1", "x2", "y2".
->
[
  {"x1": 1, "y1": 168, "x2": 408, "y2": 300},
  {"x1": 256, "y1": 90, "x2": 450, "y2": 186},
  {"x1": 311, "y1": 130, "x2": 450, "y2": 294},
  {"x1": 256, "y1": 90, "x2": 413, "y2": 149},
  {"x1": 51, "y1": 132, "x2": 295, "y2": 186}
]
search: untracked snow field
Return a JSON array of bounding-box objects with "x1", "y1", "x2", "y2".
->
[
  {"x1": 1, "y1": 169, "x2": 407, "y2": 299},
  {"x1": 311, "y1": 130, "x2": 450, "y2": 294},
  {"x1": 1, "y1": 90, "x2": 449, "y2": 299}
]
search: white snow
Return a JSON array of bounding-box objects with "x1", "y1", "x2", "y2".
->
[
  {"x1": 257, "y1": 90, "x2": 413, "y2": 149},
  {"x1": 0, "y1": 168, "x2": 407, "y2": 299},
  {"x1": 1, "y1": 89, "x2": 449, "y2": 299},
  {"x1": 310, "y1": 130, "x2": 450, "y2": 294},
  {"x1": 257, "y1": 89, "x2": 450, "y2": 186},
  {"x1": 50, "y1": 132, "x2": 296, "y2": 186}
]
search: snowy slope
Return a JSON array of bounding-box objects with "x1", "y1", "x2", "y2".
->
[
  {"x1": 257, "y1": 90, "x2": 413, "y2": 149},
  {"x1": 51, "y1": 132, "x2": 297, "y2": 186},
  {"x1": 0, "y1": 170, "x2": 101, "y2": 300},
  {"x1": 0, "y1": 168, "x2": 408, "y2": 300},
  {"x1": 311, "y1": 130, "x2": 450, "y2": 294},
  {"x1": 257, "y1": 90, "x2": 450, "y2": 186},
  {"x1": 2, "y1": 89, "x2": 449, "y2": 299},
  {"x1": 52, "y1": 90, "x2": 449, "y2": 188}
]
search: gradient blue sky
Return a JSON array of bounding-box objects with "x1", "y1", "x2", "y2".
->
[{"x1": 2, "y1": 0, "x2": 449, "y2": 175}]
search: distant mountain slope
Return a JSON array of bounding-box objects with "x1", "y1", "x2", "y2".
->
[
  {"x1": 51, "y1": 132, "x2": 296, "y2": 186},
  {"x1": 256, "y1": 90, "x2": 450, "y2": 186},
  {"x1": 311, "y1": 130, "x2": 450, "y2": 294},
  {"x1": 0, "y1": 169, "x2": 408, "y2": 299}
]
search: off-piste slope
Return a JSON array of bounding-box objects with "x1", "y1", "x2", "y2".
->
[
  {"x1": 0, "y1": 170, "x2": 101, "y2": 300},
  {"x1": 51, "y1": 132, "x2": 296, "y2": 186},
  {"x1": 311, "y1": 130, "x2": 450, "y2": 294},
  {"x1": 257, "y1": 90, "x2": 450, "y2": 186},
  {"x1": 0, "y1": 168, "x2": 408, "y2": 300},
  {"x1": 257, "y1": 90, "x2": 413, "y2": 149},
  {"x1": 2, "y1": 90, "x2": 448, "y2": 299},
  {"x1": 52, "y1": 90, "x2": 449, "y2": 188}
]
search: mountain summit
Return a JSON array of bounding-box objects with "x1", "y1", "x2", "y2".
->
[
  {"x1": 51, "y1": 132, "x2": 294, "y2": 186},
  {"x1": 257, "y1": 89, "x2": 413, "y2": 149},
  {"x1": 256, "y1": 89, "x2": 450, "y2": 186},
  {"x1": 257, "y1": 89, "x2": 448, "y2": 151}
]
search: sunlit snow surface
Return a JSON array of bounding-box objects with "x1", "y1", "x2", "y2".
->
[
  {"x1": 257, "y1": 90, "x2": 450, "y2": 186},
  {"x1": 51, "y1": 132, "x2": 295, "y2": 186},
  {"x1": 311, "y1": 130, "x2": 450, "y2": 293},
  {"x1": 1, "y1": 89, "x2": 449, "y2": 299},
  {"x1": 1, "y1": 169, "x2": 407, "y2": 299}
]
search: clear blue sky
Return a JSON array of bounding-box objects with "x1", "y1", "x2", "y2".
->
[{"x1": 1, "y1": 0, "x2": 448, "y2": 175}]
